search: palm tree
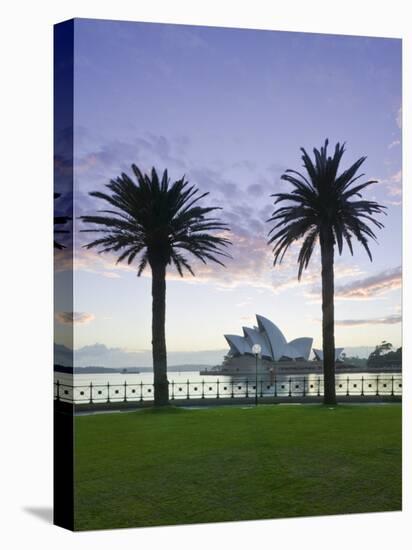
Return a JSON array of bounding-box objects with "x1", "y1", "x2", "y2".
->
[
  {"x1": 54, "y1": 193, "x2": 70, "y2": 249},
  {"x1": 267, "y1": 140, "x2": 386, "y2": 404},
  {"x1": 81, "y1": 166, "x2": 231, "y2": 406}
]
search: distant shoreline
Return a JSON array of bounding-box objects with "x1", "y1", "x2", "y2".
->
[{"x1": 54, "y1": 364, "x2": 213, "y2": 374}]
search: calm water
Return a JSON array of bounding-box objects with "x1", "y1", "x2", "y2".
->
[{"x1": 54, "y1": 370, "x2": 402, "y2": 403}]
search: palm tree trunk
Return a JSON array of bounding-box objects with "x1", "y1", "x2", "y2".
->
[
  {"x1": 151, "y1": 261, "x2": 169, "y2": 406},
  {"x1": 320, "y1": 228, "x2": 337, "y2": 405}
]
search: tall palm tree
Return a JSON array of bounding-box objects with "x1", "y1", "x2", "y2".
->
[
  {"x1": 267, "y1": 140, "x2": 386, "y2": 404},
  {"x1": 81, "y1": 166, "x2": 231, "y2": 406}
]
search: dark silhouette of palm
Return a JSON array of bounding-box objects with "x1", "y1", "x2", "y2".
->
[
  {"x1": 267, "y1": 140, "x2": 386, "y2": 404},
  {"x1": 81, "y1": 166, "x2": 231, "y2": 405},
  {"x1": 54, "y1": 193, "x2": 71, "y2": 249}
]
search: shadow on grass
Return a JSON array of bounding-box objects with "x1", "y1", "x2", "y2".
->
[{"x1": 138, "y1": 405, "x2": 187, "y2": 415}]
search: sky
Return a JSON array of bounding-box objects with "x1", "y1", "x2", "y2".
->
[{"x1": 54, "y1": 19, "x2": 402, "y2": 366}]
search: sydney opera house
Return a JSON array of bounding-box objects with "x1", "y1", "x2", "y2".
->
[{"x1": 220, "y1": 315, "x2": 343, "y2": 374}]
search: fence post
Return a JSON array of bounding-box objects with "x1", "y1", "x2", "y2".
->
[
  {"x1": 361, "y1": 376, "x2": 364, "y2": 397},
  {"x1": 124, "y1": 380, "x2": 127, "y2": 402},
  {"x1": 376, "y1": 375, "x2": 379, "y2": 396},
  {"x1": 56, "y1": 380, "x2": 60, "y2": 402},
  {"x1": 217, "y1": 379, "x2": 220, "y2": 399},
  {"x1": 274, "y1": 375, "x2": 277, "y2": 397},
  {"x1": 317, "y1": 376, "x2": 321, "y2": 397},
  {"x1": 89, "y1": 381, "x2": 93, "y2": 404},
  {"x1": 140, "y1": 381, "x2": 143, "y2": 402},
  {"x1": 186, "y1": 379, "x2": 190, "y2": 400},
  {"x1": 171, "y1": 380, "x2": 175, "y2": 400},
  {"x1": 260, "y1": 379, "x2": 263, "y2": 398},
  {"x1": 231, "y1": 379, "x2": 234, "y2": 398},
  {"x1": 244, "y1": 378, "x2": 248, "y2": 398},
  {"x1": 391, "y1": 375, "x2": 394, "y2": 397},
  {"x1": 303, "y1": 376, "x2": 306, "y2": 398},
  {"x1": 107, "y1": 382, "x2": 110, "y2": 403},
  {"x1": 288, "y1": 377, "x2": 292, "y2": 397},
  {"x1": 346, "y1": 376, "x2": 350, "y2": 397},
  {"x1": 201, "y1": 379, "x2": 205, "y2": 399}
]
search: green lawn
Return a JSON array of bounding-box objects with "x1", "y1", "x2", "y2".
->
[{"x1": 74, "y1": 404, "x2": 401, "y2": 530}]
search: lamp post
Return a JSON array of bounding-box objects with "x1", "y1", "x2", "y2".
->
[{"x1": 252, "y1": 344, "x2": 261, "y2": 406}]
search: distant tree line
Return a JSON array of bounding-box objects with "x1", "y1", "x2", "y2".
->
[
  {"x1": 366, "y1": 341, "x2": 402, "y2": 368},
  {"x1": 340, "y1": 354, "x2": 368, "y2": 368}
]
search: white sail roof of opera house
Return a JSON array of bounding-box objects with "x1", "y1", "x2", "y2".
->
[{"x1": 224, "y1": 315, "x2": 343, "y2": 362}]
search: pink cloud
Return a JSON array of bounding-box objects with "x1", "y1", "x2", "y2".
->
[
  {"x1": 55, "y1": 312, "x2": 95, "y2": 325},
  {"x1": 334, "y1": 266, "x2": 401, "y2": 299},
  {"x1": 335, "y1": 314, "x2": 401, "y2": 326}
]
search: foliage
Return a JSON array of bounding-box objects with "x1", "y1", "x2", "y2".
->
[
  {"x1": 267, "y1": 139, "x2": 386, "y2": 278},
  {"x1": 367, "y1": 342, "x2": 402, "y2": 367},
  {"x1": 369, "y1": 341, "x2": 393, "y2": 357},
  {"x1": 54, "y1": 193, "x2": 71, "y2": 249},
  {"x1": 80, "y1": 166, "x2": 231, "y2": 275},
  {"x1": 340, "y1": 355, "x2": 368, "y2": 368}
]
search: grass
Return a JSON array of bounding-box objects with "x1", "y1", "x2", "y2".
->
[{"x1": 74, "y1": 404, "x2": 401, "y2": 530}]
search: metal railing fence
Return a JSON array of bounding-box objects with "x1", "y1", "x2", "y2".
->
[{"x1": 54, "y1": 374, "x2": 402, "y2": 404}]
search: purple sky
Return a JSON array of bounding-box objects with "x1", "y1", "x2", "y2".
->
[{"x1": 54, "y1": 19, "x2": 402, "y2": 366}]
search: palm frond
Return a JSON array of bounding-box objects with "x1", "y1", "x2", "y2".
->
[
  {"x1": 267, "y1": 139, "x2": 386, "y2": 277},
  {"x1": 54, "y1": 192, "x2": 71, "y2": 249},
  {"x1": 81, "y1": 166, "x2": 232, "y2": 276}
]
